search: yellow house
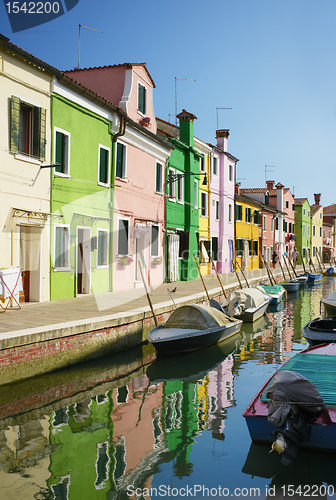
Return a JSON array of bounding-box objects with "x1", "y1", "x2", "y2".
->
[
  {"x1": 235, "y1": 193, "x2": 260, "y2": 270},
  {"x1": 194, "y1": 138, "x2": 211, "y2": 274},
  {"x1": 310, "y1": 198, "x2": 323, "y2": 268},
  {"x1": 0, "y1": 35, "x2": 56, "y2": 302}
]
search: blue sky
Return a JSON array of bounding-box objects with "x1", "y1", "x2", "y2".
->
[{"x1": 1, "y1": 0, "x2": 335, "y2": 206}]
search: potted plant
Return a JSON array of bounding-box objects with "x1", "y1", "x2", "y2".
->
[
  {"x1": 119, "y1": 256, "x2": 133, "y2": 266},
  {"x1": 140, "y1": 116, "x2": 151, "y2": 127},
  {"x1": 151, "y1": 256, "x2": 162, "y2": 265}
]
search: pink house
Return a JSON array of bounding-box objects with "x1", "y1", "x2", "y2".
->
[
  {"x1": 64, "y1": 64, "x2": 173, "y2": 290},
  {"x1": 241, "y1": 180, "x2": 295, "y2": 265},
  {"x1": 213, "y1": 130, "x2": 237, "y2": 274}
]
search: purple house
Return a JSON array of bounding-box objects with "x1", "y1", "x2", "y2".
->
[{"x1": 210, "y1": 130, "x2": 238, "y2": 274}]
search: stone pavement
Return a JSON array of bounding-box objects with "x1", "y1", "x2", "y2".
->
[{"x1": 0, "y1": 266, "x2": 291, "y2": 336}]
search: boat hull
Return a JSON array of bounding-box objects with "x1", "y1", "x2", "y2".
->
[
  {"x1": 148, "y1": 320, "x2": 243, "y2": 355},
  {"x1": 244, "y1": 414, "x2": 336, "y2": 452},
  {"x1": 303, "y1": 317, "x2": 336, "y2": 346},
  {"x1": 307, "y1": 273, "x2": 322, "y2": 283},
  {"x1": 296, "y1": 274, "x2": 308, "y2": 284},
  {"x1": 321, "y1": 300, "x2": 336, "y2": 317},
  {"x1": 281, "y1": 281, "x2": 300, "y2": 292}
]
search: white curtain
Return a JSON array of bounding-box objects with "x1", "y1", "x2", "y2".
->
[{"x1": 168, "y1": 234, "x2": 179, "y2": 282}]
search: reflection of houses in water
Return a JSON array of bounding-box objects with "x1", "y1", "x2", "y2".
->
[
  {"x1": 204, "y1": 355, "x2": 235, "y2": 439},
  {"x1": 48, "y1": 393, "x2": 114, "y2": 498},
  {"x1": 163, "y1": 380, "x2": 198, "y2": 478},
  {"x1": 111, "y1": 374, "x2": 165, "y2": 490},
  {"x1": 46, "y1": 374, "x2": 166, "y2": 498}
]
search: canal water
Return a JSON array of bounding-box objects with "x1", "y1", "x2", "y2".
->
[{"x1": 1, "y1": 278, "x2": 336, "y2": 500}]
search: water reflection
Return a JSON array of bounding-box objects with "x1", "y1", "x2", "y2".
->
[
  {"x1": 243, "y1": 442, "x2": 336, "y2": 496},
  {"x1": 0, "y1": 278, "x2": 335, "y2": 498}
]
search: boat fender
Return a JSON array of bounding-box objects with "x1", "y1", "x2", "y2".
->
[{"x1": 270, "y1": 434, "x2": 285, "y2": 454}]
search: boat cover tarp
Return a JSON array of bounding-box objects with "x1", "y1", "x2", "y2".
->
[
  {"x1": 222, "y1": 287, "x2": 266, "y2": 316},
  {"x1": 261, "y1": 352, "x2": 336, "y2": 407},
  {"x1": 164, "y1": 304, "x2": 236, "y2": 330},
  {"x1": 258, "y1": 285, "x2": 284, "y2": 295},
  {"x1": 324, "y1": 290, "x2": 336, "y2": 304},
  {"x1": 266, "y1": 370, "x2": 326, "y2": 427}
]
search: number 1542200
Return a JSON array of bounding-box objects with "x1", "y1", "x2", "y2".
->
[{"x1": 5, "y1": 2, "x2": 60, "y2": 14}]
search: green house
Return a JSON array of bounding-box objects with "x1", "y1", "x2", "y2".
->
[
  {"x1": 50, "y1": 75, "x2": 122, "y2": 300},
  {"x1": 294, "y1": 198, "x2": 311, "y2": 266},
  {"x1": 157, "y1": 110, "x2": 201, "y2": 282}
]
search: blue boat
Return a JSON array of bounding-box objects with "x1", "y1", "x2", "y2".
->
[
  {"x1": 307, "y1": 272, "x2": 322, "y2": 283},
  {"x1": 243, "y1": 343, "x2": 336, "y2": 463}
]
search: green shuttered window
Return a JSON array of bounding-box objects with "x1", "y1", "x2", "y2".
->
[
  {"x1": 151, "y1": 224, "x2": 159, "y2": 257},
  {"x1": 138, "y1": 83, "x2": 146, "y2": 115},
  {"x1": 97, "y1": 230, "x2": 108, "y2": 267},
  {"x1": 55, "y1": 130, "x2": 70, "y2": 175},
  {"x1": 118, "y1": 219, "x2": 129, "y2": 255},
  {"x1": 55, "y1": 226, "x2": 70, "y2": 269},
  {"x1": 99, "y1": 147, "x2": 109, "y2": 184},
  {"x1": 10, "y1": 95, "x2": 46, "y2": 160},
  {"x1": 116, "y1": 142, "x2": 126, "y2": 179},
  {"x1": 156, "y1": 162, "x2": 163, "y2": 193}
]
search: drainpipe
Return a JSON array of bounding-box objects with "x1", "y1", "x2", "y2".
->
[{"x1": 109, "y1": 115, "x2": 126, "y2": 292}]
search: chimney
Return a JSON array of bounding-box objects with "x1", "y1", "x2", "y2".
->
[
  {"x1": 266, "y1": 180, "x2": 275, "y2": 190},
  {"x1": 235, "y1": 182, "x2": 241, "y2": 196},
  {"x1": 177, "y1": 109, "x2": 197, "y2": 147},
  {"x1": 314, "y1": 193, "x2": 321, "y2": 206},
  {"x1": 216, "y1": 129, "x2": 229, "y2": 152}
]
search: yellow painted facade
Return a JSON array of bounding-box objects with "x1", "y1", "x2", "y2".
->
[
  {"x1": 195, "y1": 139, "x2": 211, "y2": 274},
  {"x1": 235, "y1": 196, "x2": 260, "y2": 270},
  {"x1": 311, "y1": 206, "x2": 323, "y2": 267}
]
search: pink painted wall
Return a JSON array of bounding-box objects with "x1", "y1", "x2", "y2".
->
[
  {"x1": 64, "y1": 66, "x2": 127, "y2": 106},
  {"x1": 210, "y1": 153, "x2": 220, "y2": 274},
  {"x1": 64, "y1": 64, "x2": 157, "y2": 134},
  {"x1": 216, "y1": 136, "x2": 235, "y2": 275},
  {"x1": 113, "y1": 140, "x2": 165, "y2": 291},
  {"x1": 125, "y1": 65, "x2": 157, "y2": 134},
  {"x1": 283, "y1": 189, "x2": 295, "y2": 258},
  {"x1": 261, "y1": 210, "x2": 276, "y2": 262}
]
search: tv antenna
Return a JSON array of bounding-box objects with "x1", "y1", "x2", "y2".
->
[
  {"x1": 174, "y1": 76, "x2": 196, "y2": 136},
  {"x1": 78, "y1": 24, "x2": 103, "y2": 69},
  {"x1": 292, "y1": 186, "x2": 300, "y2": 197},
  {"x1": 265, "y1": 165, "x2": 275, "y2": 186},
  {"x1": 216, "y1": 107, "x2": 232, "y2": 130}
]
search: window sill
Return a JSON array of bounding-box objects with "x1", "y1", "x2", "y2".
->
[
  {"x1": 115, "y1": 177, "x2": 128, "y2": 183},
  {"x1": 14, "y1": 154, "x2": 40, "y2": 165},
  {"x1": 98, "y1": 181, "x2": 110, "y2": 188},
  {"x1": 54, "y1": 171, "x2": 70, "y2": 178},
  {"x1": 97, "y1": 265, "x2": 109, "y2": 269},
  {"x1": 155, "y1": 190, "x2": 164, "y2": 195},
  {"x1": 168, "y1": 197, "x2": 176, "y2": 202},
  {"x1": 53, "y1": 267, "x2": 71, "y2": 272}
]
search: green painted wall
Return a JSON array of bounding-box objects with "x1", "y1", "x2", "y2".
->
[
  {"x1": 50, "y1": 93, "x2": 114, "y2": 300},
  {"x1": 165, "y1": 127, "x2": 201, "y2": 281},
  {"x1": 294, "y1": 200, "x2": 311, "y2": 265}
]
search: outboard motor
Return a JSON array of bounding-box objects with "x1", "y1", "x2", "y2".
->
[{"x1": 266, "y1": 370, "x2": 326, "y2": 465}]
